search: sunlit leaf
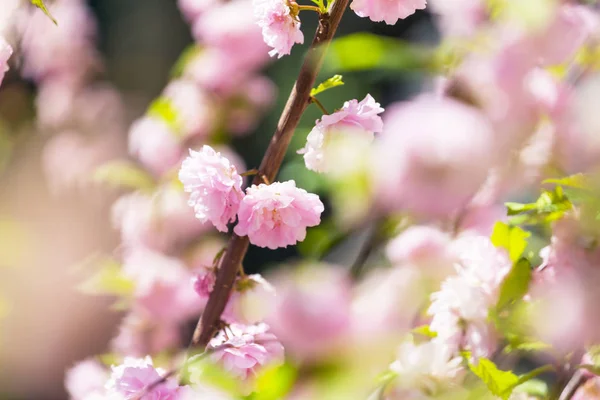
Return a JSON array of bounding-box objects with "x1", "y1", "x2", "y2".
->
[
  {"x1": 468, "y1": 357, "x2": 519, "y2": 400},
  {"x1": 78, "y1": 258, "x2": 135, "y2": 297},
  {"x1": 543, "y1": 173, "x2": 590, "y2": 189},
  {"x1": 324, "y1": 33, "x2": 432, "y2": 73},
  {"x1": 491, "y1": 222, "x2": 530, "y2": 262},
  {"x1": 512, "y1": 379, "x2": 549, "y2": 397},
  {"x1": 496, "y1": 258, "x2": 532, "y2": 310},
  {"x1": 92, "y1": 160, "x2": 155, "y2": 191},
  {"x1": 310, "y1": 75, "x2": 344, "y2": 97},
  {"x1": 252, "y1": 363, "x2": 297, "y2": 400},
  {"x1": 411, "y1": 325, "x2": 438, "y2": 338},
  {"x1": 147, "y1": 96, "x2": 181, "y2": 132},
  {"x1": 30, "y1": 0, "x2": 57, "y2": 24}
]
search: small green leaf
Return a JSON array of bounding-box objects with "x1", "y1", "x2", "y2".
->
[
  {"x1": 325, "y1": 33, "x2": 432, "y2": 73},
  {"x1": 411, "y1": 325, "x2": 438, "y2": 338},
  {"x1": 147, "y1": 97, "x2": 181, "y2": 132},
  {"x1": 505, "y1": 202, "x2": 537, "y2": 216},
  {"x1": 253, "y1": 363, "x2": 297, "y2": 400},
  {"x1": 543, "y1": 173, "x2": 589, "y2": 189},
  {"x1": 78, "y1": 258, "x2": 135, "y2": 297},
  {"x1": 468, "y1": 357, "x2": 519, "y2": 400},
  {"x1": 93, "y1": 160, "x2": 155, "y2": 191},
  {"x1": 310, "y1": 75, "x2": 345, "y2": 97},
  {"x1": 496, "y1": 258, "x2": 532, "y2": 310},
  {"x1": 491, "y1": 222, "x2": 531, "y2": 262},
  {"x1": 31, "y1": 0, "x2": 57, "y2": 24},
  {"x1": 512, "y1": 379, "x2": 548, "y2": 397},
  {"x1": 170, "y1": 45, "x2": 202, "y2": 78}
]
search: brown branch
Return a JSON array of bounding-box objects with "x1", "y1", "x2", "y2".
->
[{"x1": 190, "y1": 0, "x2": 350, "y2": 349}]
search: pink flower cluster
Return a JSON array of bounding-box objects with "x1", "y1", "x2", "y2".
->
[
  {"x1": 299, "y1": 94, "x2": 384, "y2": 173},
  {"x1": 253, "y1": 0, "x2": 304, "y2": 58},
  {"x1": 351, "y1": 0, "x2": 427, "y2": 25},
  {"x1": 209, "y1": 323, "x2": 284, "y2": 380},
  {"x1": 179, "y1": 146, "x2": 324, "y2": 249}
]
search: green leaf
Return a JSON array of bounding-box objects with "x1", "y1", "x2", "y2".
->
[
  {"x1": 30, "y1": 0, "x2": 57, "y2": 24},
  {"x1": 147, "y1": 96, "x2": 181, "y2": 132},
  {"x1": 92, "y1": 160, "x2": 155, "y2": 191},
  {"x1": 411, "y1": 325, "x2": 438, "y2": 338},
  {"x1": 491, "y1": 222, "x2": 531, "y2": 262},
  {"x1": 252, "y1": 363, "x2": 297, "y2": 400},
  {"x1": 515, "y1": 365, "x2": 555, "y2": 387},
  {"x1": 170, "y1": 45, "x2": 202, "y2": 78},
  {"x1": 468, "y1": 357, "x2": 519, "y2": 400},
  {"x1": 543, "y1": 173, "x2": 590, "y2": 189},
  {"x1": 512, "y1": 379, "x2": 548, "y2": 397},
  {"x1": 496, "y1": 258, "x2": 532, "y2": 310},
  {"x1": 310, "y1": 75, "x2": 344, "y2": 97},
  {"x1": 78, "y1": 258, "x2": 135, "y2": 297},
  {"x1": 325, "y1": 33, "x2": 432, "y2": 73},
  {"x1": 505, "y1": 202, "x2": 537, "y2": 216}
]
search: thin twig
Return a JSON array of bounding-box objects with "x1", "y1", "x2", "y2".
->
[
  {"x1": 189, "y1": 0, "x2": 351, "y2": 350},
  {"x1": 310, "y1": 96, "x2": 330, "y2": 114},
  {"x1": 558, "y1": 370, "x2": 585, "y2": 400}
]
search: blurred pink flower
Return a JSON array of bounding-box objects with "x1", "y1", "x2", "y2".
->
[
  {"x1": 163, "y1": 79, "x2": 215, "y2": 139},
  {"x1": 65, "y1": 358, "x2": 109, "y2": 400},
  {"x1": 192, "y1": 266, "x2": 216, "y2": 300},
  {"x1": 428, "y1": 236, "x2": 511, "y2": 359},
  {"x1": 112, "y1": 188, "x2": 209, "y2": 253},
  {"x1": 128, "y1": 116, "x2": 183, "y2": 177},
  {"x1": 42, "y1": 130, "x2": 118, "y2": 193},
  {"x1": 177, "y1": 0, "x2": 217, "y2": 23},
  {"x1": 234, "y1": 181, "x2": 324, "y2": 249},
  {"x1": 107, "y1": 356, "x2": 184, "y2": 399},
  {"x1": 179, "y1": 145, "x2": 244, "y2": 232},
  {"x1": 373, "y1": 96, "x2": 496, "y2": 218},
  {"x1": 268, "y1": 266, "x2": 352, "y2": 360},
  {"x1": 225, "y1": 76, "x2": 277, "y2": 135},
  {"x1": 573, "y1": 377, "x2": 600, "y2": 399},
  {"x1": 228, "y1": 274, "x2": 276, "y2": 324},
  {"x1": 388, "y1": 340, "x2": 463, "y2": 393},
  {"x1": 123, "y1": 248, "x2": 202, "y2": 323},
  {"x1": 386, "y1": 225, "x2": 453, "y2": 268},
  {"x1": 350, "y1": 0, "x2": 426, "y2": 25},
  {"x1": 253, "y1": 0, "x2": 304, "y2": 58},
  {"x1": 0, "y1": 36, "x2": 11, "y2": 86},
  {"x1": 111, "y1": 313, "x2": 181, "y2": 358},
  {"x1": 19, "y1": 0, "x2": 100, "y2": 82},
  {"x1": 428, "y1": 0, "x2": 487, "y2": 38},
  {"x1": 209, "y1": 323, "x2": 284, "y2": 380},
  {"x1": 298, "y1": 94, "x2": 384, "y2": 173}
]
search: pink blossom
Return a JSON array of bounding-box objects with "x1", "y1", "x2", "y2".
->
[
  {"x1": 18, "y1": 0, "x2": 100, "y2": 82},
  {"x1": 107, "y1": 356, "x2": 184, "y2": 399},
  {"x1": 253, "y1": 0, "x2": 304, "y2": 58},
  {"x1": 209, "y1": 323, "x2": 284, "y2": 380},
  {"x1": 428, "y1": 0, "x2": 487, "y2": 38},
  {"x1": 298, "y1": 94, "x2": 384, "y2": 173},
  {"x1": 350, "y1": 0, "x2": 426, "y2": 25},
  {"x1": 0, "y1": 36, "x2": 11, "y2": 87},
  {"x1": 234, "y1": 181, "x2": 324, "y2": 249},
  {"x1": 195, "y1": 0, "x2": 269, "y2": 60},
  {"x1": 128, "y1": 116, "x2": 184, "y2": 177},
  {"x1": 177, "y1": 0, "x2": 217, "y2": 23},
  {"x1": 573, "y1": 377, "x2": 600, "y2": 400},
  {"x1": 388, "y1": 340, "x2": 463, "y2": 393},
  {"x1": 373, "y1": 96, "x2": 496, "y2": 218},
  {"x1": 267, "y1": 266, "x2": 352, "y2": 359},
  {"x1": 112, "y1": 187, "x2": 209, "y2": 253},
  {"x1": 228, "y1": 274, "x2": 276, "y2": 324},
  {"x1": 386, "y1": 226, "x2": 453, "y2": 274},
  {"x1": 427, "y1": 236, "x2": 511, "y2": 359},
  {"x1": 179, "y1": 145, "x2": 244, "y2": 232},
  {"x1": 162, "y1": 79, "x2": 215, "y2": 139},
  {"x1": 192, "y1": 266, "x2": 216, "y2": 300},
  {"x1": 111, "y1": 313, "x2": 181, "y2": 358},
  {"x1": 123, "y1": 248, "x2": 203, "y2": 323},
  {"x1": 65, "y1": 359, "x2": 109, "y2": 399}
]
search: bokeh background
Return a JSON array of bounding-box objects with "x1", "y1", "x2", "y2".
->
[{"x1": 0, "y1": 1, "x2": 437, "y2": 398}]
